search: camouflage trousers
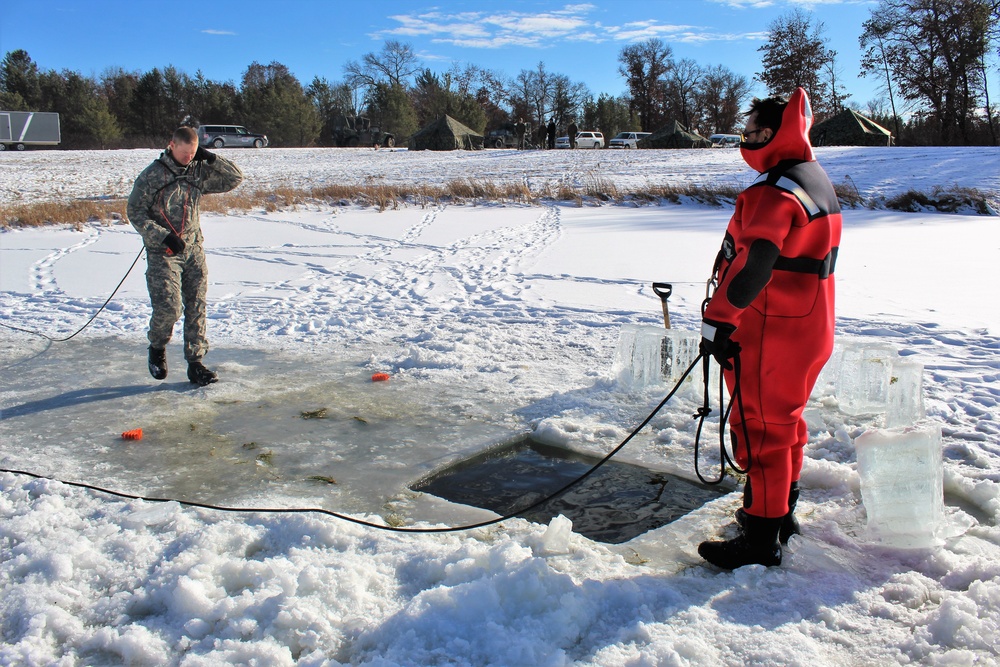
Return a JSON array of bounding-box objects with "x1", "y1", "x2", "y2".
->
[{"x1": 145, "y1": 243, "x2": 209, "y2": 362}]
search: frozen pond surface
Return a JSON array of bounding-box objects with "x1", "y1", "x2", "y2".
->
[{"x1": 0, "y1": 337, "x2": 526, "y2": 523}]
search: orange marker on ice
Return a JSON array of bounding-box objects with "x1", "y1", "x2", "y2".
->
[
  {"x1": 122, "y1": 428, "x2": 143, "y2": 440},
  {"x1": 371, "y1": 373, "x2": 390, "y2": 382}
]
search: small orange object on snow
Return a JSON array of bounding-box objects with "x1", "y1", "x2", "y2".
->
[
  {"x1": 371, "y1": 373, "x2": 390, "y2": 382},
  {"x1": 122, "y1": 428, "x2": 143, "y2": 440}
]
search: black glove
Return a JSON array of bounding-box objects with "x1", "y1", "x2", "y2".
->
[
  {"x1": 194, "y1": 145, "x2": 216, "y2": 164},
  {"x1": 700, "y1": 319, "x2": 740, "y2": 370},
  {"x1": 163, "y1": 232, "x2": 186, "y2": 256}
]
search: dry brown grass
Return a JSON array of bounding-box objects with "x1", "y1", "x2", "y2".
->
[
  {"x1": 884, "y1": 185, "x2": 992, "y2": 215},
  {"x1": 3, "y1": 178, "x2": 993, "y2": 229},
  {"x1": 639, "y1": 182, "x2": 743, "y2": 206},
  {"x1": 0, "y1": 199, "x2": 128, "y2": 229}
]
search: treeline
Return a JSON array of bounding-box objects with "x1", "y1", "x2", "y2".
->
[
  {"x1": 1, "y1": 0, "x2": 997, "y2": 149},
  {"x1": 0, "y1": 41, "x2": 753, "y2": 150}
]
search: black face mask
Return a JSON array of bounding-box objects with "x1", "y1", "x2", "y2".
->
[
  {"x1": 739, "y1": 138, "x2": 770, "y2": 150},
  {"x1": 740, "y1": 128, "x2": 771, "y2": 149}
]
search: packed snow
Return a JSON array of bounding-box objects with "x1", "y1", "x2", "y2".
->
[{"x1": 1, "y1": 146, "x2": 999, "y2": 666}]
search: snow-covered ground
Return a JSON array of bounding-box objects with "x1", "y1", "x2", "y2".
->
[{"x1": 1, "y1": 147, "x2": 998, "y2": 666}]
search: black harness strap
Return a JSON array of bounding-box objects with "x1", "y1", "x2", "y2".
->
[
  {"x1": 773, "y1": 246, "x2": 838, "y2": 279},
  {"x1": 751, "y1": 160, "x2": 840, "y2": 279}
]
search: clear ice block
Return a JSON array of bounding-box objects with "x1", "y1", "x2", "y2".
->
[
  {"x1": 885, "y1": 357, "x2": 925, "y2": 428},
  {"x1": 835, "y1": 341, "x2": 899, "y2": 416},
  {"x1": 613, "y1": 325, "x2": 705, "y2": 391},
  {"x1": 854, "y1": 425, "x2": 943, "y2": 548}
]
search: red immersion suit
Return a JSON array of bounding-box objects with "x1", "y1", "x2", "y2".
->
[{"x1": 702, "y1": 88, "x2": 842, "y2": 519}]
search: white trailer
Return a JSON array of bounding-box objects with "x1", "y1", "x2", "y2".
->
[{"x1": 0, "y1": 111, "x2": 61, "y2": 151}]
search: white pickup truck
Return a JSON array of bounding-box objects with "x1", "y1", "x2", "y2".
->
[{"x1": 609, "y1": 131, "x2": 651, "y2": 149}]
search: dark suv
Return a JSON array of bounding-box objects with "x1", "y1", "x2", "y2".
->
[{"x1": 199, "y1": 124, "x2": 268, "y2": 148}]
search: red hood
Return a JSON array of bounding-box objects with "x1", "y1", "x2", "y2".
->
[{"x1": 740, "y1": 87, "x2": 816, "y2": 173}]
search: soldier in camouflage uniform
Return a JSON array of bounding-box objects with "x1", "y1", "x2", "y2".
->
[{"x1": 127, "y1": 126, "x2": 244, "y2": 386}]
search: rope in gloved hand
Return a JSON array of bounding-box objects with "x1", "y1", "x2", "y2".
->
[
  {"x1": 692, "y1": 284, "x2": 753, "y2": 485},
  {"x1": 691, "y1": 349, "x2": 752, "y2": 485}
]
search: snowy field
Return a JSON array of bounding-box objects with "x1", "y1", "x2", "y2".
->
[{"x1": 1, "y1": 146, "x2": 999, "y2": 665}]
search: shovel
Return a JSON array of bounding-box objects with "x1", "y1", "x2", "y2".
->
[{"x1": 652, "y1": 282, "x2": 672, "y2": 329}]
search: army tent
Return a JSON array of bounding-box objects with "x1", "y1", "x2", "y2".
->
[
  {"x1": 810, "y1": 109, "x2": 892, "y2": 146},
  {"x1": 408, "y1": 115, "x2": 484, "y2": 151},
  {"x1": 640, "y1": 121, "x2": 712, "y2": 149}
]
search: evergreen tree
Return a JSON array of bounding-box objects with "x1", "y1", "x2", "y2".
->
[
  {"x1": 98, "y1": 67, "x2": 139, "y2": 136},
  {"x1": 367, "y1": 82, "x2": 418, "y2": 143},
  {"x1": 39, "y1": 69, "x2": 100, "y2": 146},
  {"x1": 80, "y1": 98, "x2": 123, "y2": 149},
  {"x1": 240, "y1": 61, "x2": 320, "y2": 146},
  {"x1": 129, "y1": 68, "x2": 176, "y2": 139},
  {"x1": 306, "y1": 76, "x2": 354, "y2": 146},
  {"x1": 583, "y1": 93, "x2": 637, "y2": 139},
  {"x1": 0, "y1": 49, "x2": 42, "y2": 109}
]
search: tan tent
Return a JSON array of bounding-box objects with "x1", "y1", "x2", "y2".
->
[
  {"x1": 810, "y1": 109, "x2": 892, "y2": 146},
  {"x1": 640, "y1": 121, "x2": 712, "y2": 149},
  {"x1": 408, "y1": 115, "x2": 484, "y2": 151}
]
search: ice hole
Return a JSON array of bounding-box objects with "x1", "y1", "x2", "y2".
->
[{"x1": 412, "y1": 435, "x2": 726, "y2": 544}]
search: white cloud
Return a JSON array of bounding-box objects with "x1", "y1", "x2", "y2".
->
[
  {"x1": 375, "y1": 4, "x2": 763, "y2": 50},
  {"x1": 201, "y1": 29, "x2": 236, "y2": 36},
  {"x1": 375, "y1": 4, "x2": 598, "y2": 47},
  {"x1": 706, "y1": 0, "x2": 868, "y2": 7}
]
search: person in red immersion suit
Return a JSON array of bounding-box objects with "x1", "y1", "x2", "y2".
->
[{"x1": 697, "y1": 87, "x2": 842, "y2": 569}]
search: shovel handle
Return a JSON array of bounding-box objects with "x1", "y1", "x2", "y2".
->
[
  {"x1": 651, "y1": 282, "x2": 672, "y2": 329},
  {"x1": 652, "y1": 282, "x2": 673, "y2": 300}
]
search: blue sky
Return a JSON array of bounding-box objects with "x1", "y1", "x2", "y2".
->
[{"x1": 0, "y1": 0, "x2": 940, "y2": 109}]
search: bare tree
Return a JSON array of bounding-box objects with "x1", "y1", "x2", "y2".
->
[
  {"x1": 664, "y1": 58, "x2": 703, "y2": 130},
  {"x1": 861, "y1": 0, "x2": 997, "y2": 144},
  {"x1": 550, "y1": 74, "x2": 590, "y2": 127},
  {"x1": 617, "y1": 38, "x2": 672, "y2": 131},
  {"x1": 860, "y1": 12, "x2": 903, "y2": 138},
  {"x1": 823, "y1": 50, "x2": 852, "y2": 117},
  {"x1": 757, "y1": 8, "x2": 833, "y2": 114},
  {"x1": 514, "y1": 62, "x2": 554, "y2": 128},
  {"x1": 699, "y1": 64, "x2": 752, "y2": 134},
  {"x1": 343, "y1": 40, "x2": 421, "y2": 90}
]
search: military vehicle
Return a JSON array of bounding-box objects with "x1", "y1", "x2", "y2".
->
[
  {"x1": 331, "y1": 115, "x2": 395, "y2": 148},
  {"x1": 485, "y1": 122, "x2": 533, "y2": 149}
]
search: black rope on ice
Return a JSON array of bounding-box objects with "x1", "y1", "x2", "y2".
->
[{"x1": 0, "y1": 356, "x2": 705, "y2": 534}]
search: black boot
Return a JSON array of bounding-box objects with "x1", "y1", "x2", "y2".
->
[
  {"x1": 698, "y1": 513, "x2": 783, "y2": 570},
  {"x1": 187, "y1": 361, "x2": 218, "y2": 386},
  {"x1": 735, "y1": 481, "x2": 801, "y2": 544},
  {"x1": 148, "y1": 346, "x2": 167, "y2": 380}
]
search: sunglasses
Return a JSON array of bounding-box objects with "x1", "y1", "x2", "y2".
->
[{"x1": 742, "y1": 128, "x2": 768, "y2": 142}]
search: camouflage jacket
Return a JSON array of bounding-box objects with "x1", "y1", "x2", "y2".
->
[{"x1": 127, "y1": 149, "x2": 243, "y2": 250}]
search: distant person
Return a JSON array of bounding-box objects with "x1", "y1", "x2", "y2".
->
[
  {"x1": 536, "y1": 123, "x2": 547, "y2": 149},
  {"x1": 547, "y1": 118, "x2": 556, "y2": 149},
  {"x1": 697, "y1": 88, "x2": 842, "y2": 570},
  {"x1": 515, "y1": 118, "x2": 527, "y2": 150},
  {"x1": 568, "y1": 120, "x2": 578, "y2": 149},
  {"x1": 127, "y1": 125, "x2": 244, "y2": 386}
]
